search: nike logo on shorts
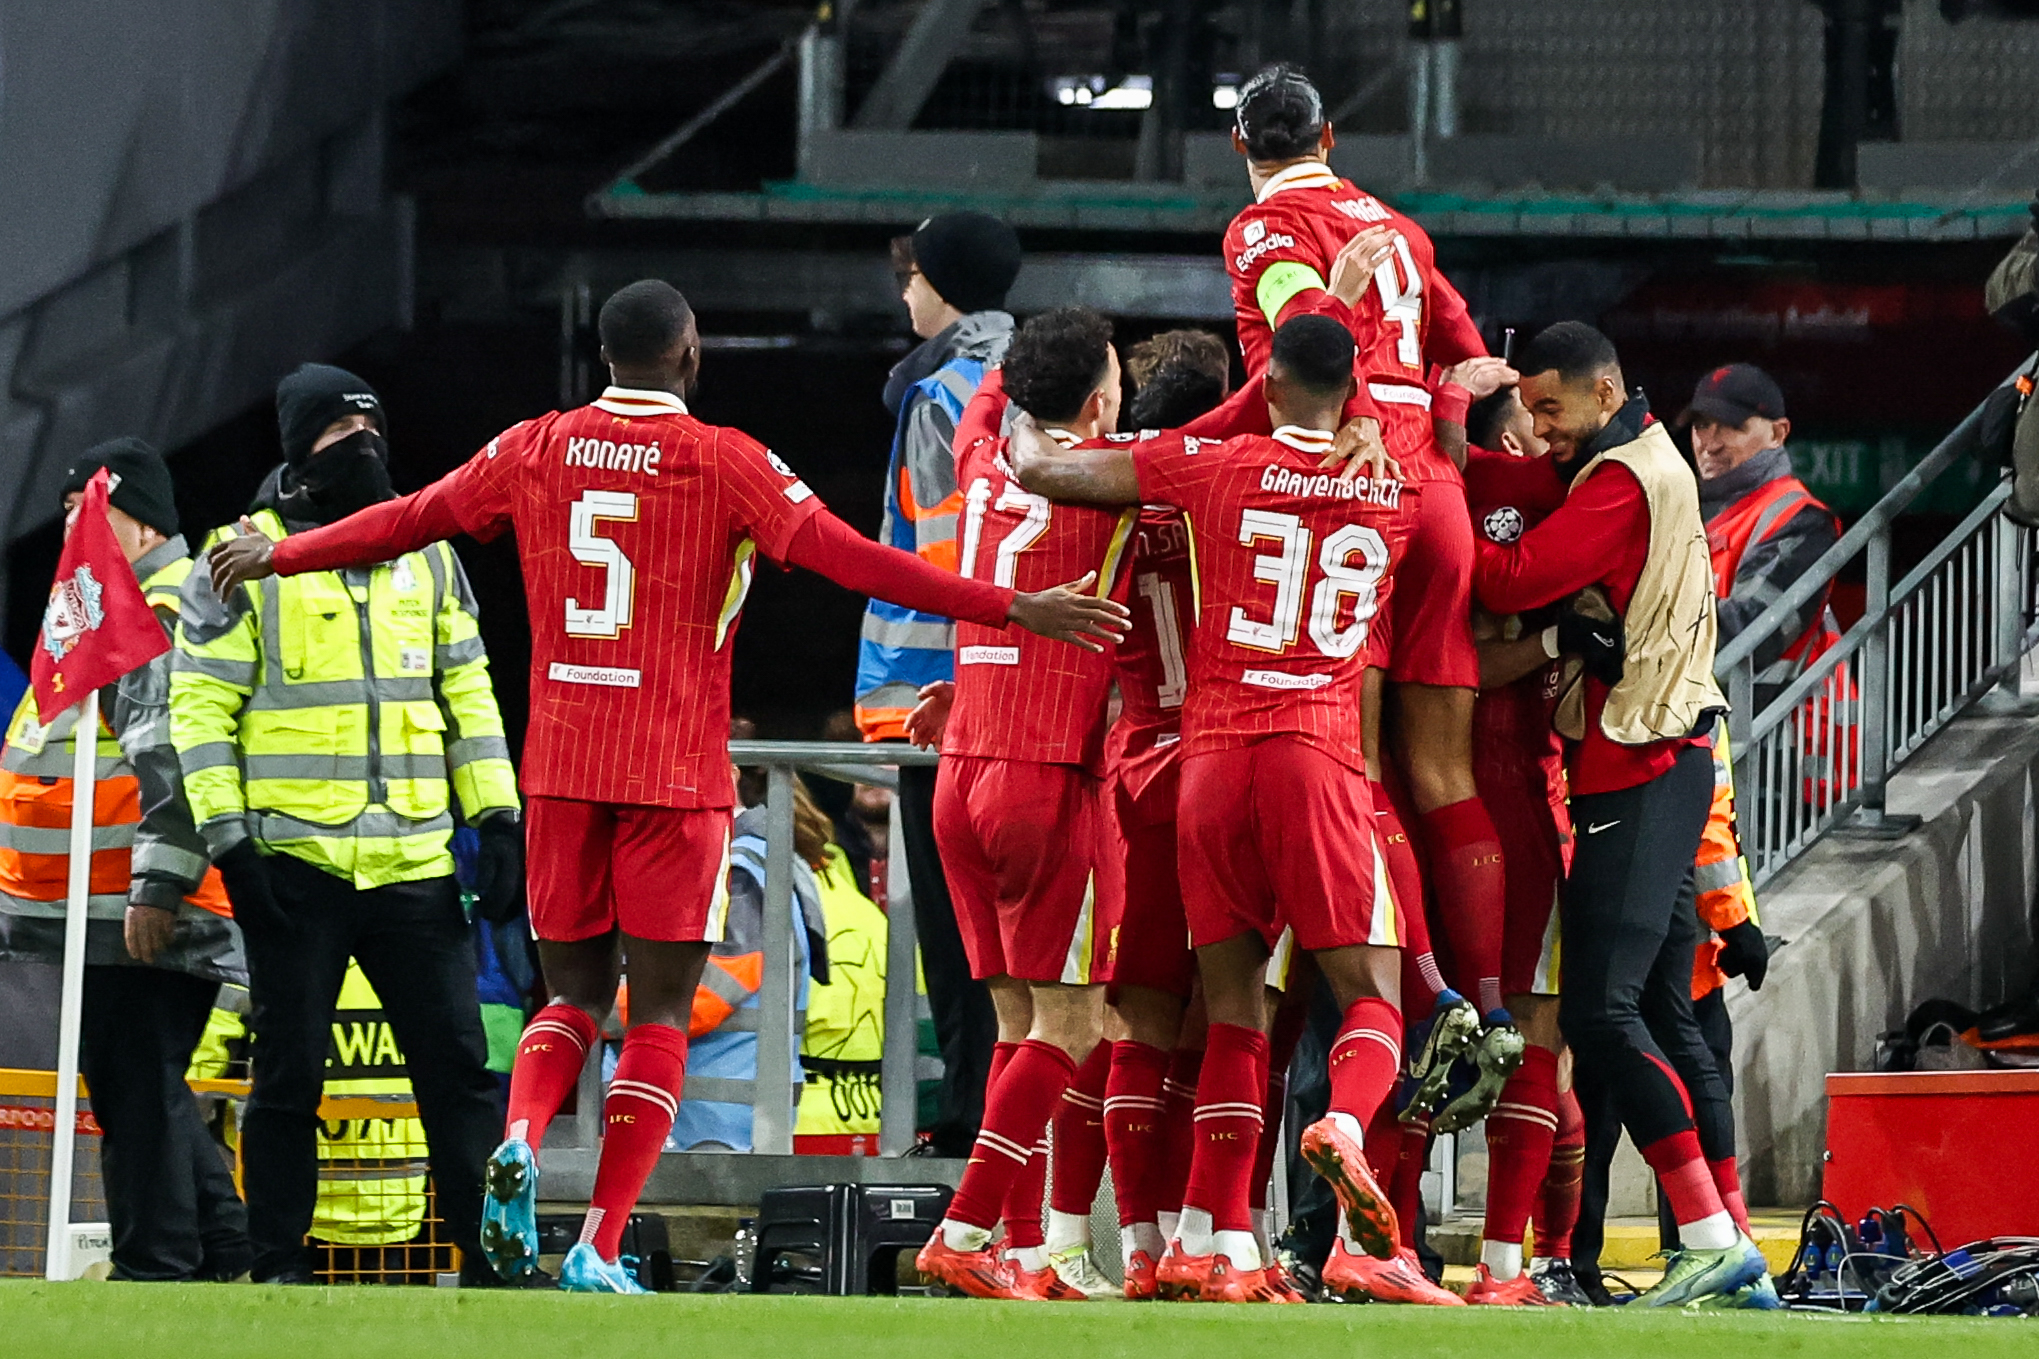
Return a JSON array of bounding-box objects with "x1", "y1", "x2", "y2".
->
[{"x1": 1585, "y1": 820, "x2": 1620, "y2": 835}]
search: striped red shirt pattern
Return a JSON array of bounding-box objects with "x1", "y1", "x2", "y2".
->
[
  {"x1": 1106, "y1": 506, "x2": 1196, "y2": 803},
  {"x1": 435, "y1": 386, "x2": 821, "y2": 808},
  {"x1": 1130, "y1": 426, "x2": 1415, "y2": 770},
  {"x1": 941, "y1": 430, "x2": 1137, "y2": 773}
]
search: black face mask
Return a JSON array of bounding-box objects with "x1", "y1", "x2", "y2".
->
[{"x1": 289, "y1": 429, "x2": 394, "y2": 523}]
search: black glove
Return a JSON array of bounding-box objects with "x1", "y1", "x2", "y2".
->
[
  {"x1": 1558, "y1": 593, "x2": 1625, "y2": 686},
  {"x1": 1716, "y1": 919, "x2": 1769, "y2": 990},
  {"x1": 215, "y1": 839, "x2": 288, "y2": 935},
  {"x1": 473, "y1": 815, "x2": 526, "y2": 924}
]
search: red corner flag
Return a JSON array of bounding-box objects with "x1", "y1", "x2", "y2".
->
[{"x1": 30, "y1": 467, "x2": 169, "y2": 725}]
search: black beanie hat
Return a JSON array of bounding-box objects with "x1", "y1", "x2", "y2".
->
[
  {"x1": 62, "y1": 437, "x2": 179, "y2": 538},
  {"x1": 276, "y1": 363, "x2": 385, "y2": 466},
  {"x1": 910, "y1": 212, "x2": 1022, "y2": 315}
]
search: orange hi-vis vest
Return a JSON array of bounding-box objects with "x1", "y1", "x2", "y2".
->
[
  {"x1": 1692, "y1": 730, "x2": 1756, "y2": 1000},
  {"x1": 0, "y1": 687, "x2": 230, "y2": 919},
  {"x1": 1705, "y1": 471, "x2": 1858, "y2": 801}
]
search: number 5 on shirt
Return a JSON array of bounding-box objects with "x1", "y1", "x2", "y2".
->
[{"x1": 566, "y1": 489, "x2": 638, "y2": 638}]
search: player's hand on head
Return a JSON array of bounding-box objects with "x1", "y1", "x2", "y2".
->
[
  {"x1": 1443, "y1": 356, "x2": 1520, "y2": 401},
  {"x1": 1320, "y1": 415, "x2": 1400, "y2": 483},
  {"x1": 1328, "y1": 227, "x2": 1396, "y2": 307},
  {"x1": 208, "y1": 516, "x2": 276, "y2": 597},
  {"x1": 904, "y1": 680, "x2": 955, "y2": 749},
  {"x1": 1008, "y1": 571, "x2": 1132, "y2": 653}
]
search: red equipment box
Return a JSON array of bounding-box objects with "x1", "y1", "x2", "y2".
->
[{"x1": 1824, "y1": 1070, "x2": 2039, "y2": 1245}]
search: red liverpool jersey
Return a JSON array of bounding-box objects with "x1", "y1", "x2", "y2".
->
[
  {"x1": 1108, "y1": 506, "x2": 1196, "y2": 804},
  {"x1": 1223, "y1": 161, "x2": 1484, "y2": 384},
  {"x1": 1131, "y1": 425, "x2": 1415, "y2": 769},
  {"x1": 435, "y1": 385, "x2": 822, "y2": 808},
  {"x1": 942, "y1": 430, "x2": 1137, "y2": 773},
  {"x1": 1465, "y1": 445, "x2": 1569, "y2": 755}
]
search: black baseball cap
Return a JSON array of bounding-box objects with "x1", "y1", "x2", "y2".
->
[{"x1": 1687, "y1": 363, "x2": 1787, "y2": 427}]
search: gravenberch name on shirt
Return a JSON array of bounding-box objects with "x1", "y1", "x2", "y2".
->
[{"x1": 1259, "y1": 466, "x2": 1403, "y2": 508}]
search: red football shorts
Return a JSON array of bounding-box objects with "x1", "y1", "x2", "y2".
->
[
  {"x1": 934, "y1": 755, "x2": 1123, "y2": 985},
  {"x1": 526, "y1": 795, "x2": 733, "y2": 944},
  {"x1": 1109, "y1": 772, "x2": 1194, "y2": 1000},
  {"x1": 1475, "y1": 751, "x2": 1567, "y2": 996},
  {"x1": 1387, "y1": 475, "x2": 1479, "y2": 689},
  {"x1": 1177, "y1": 737, "x2": 1401, "y2": 953}
]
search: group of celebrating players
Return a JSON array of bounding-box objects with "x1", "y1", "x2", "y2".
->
[{"x1": 206, "y1": 63, "x2": 1774, "y2": 1309}]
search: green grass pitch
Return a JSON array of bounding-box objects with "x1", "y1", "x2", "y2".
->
[{"x1": 2, "y1": 1282, "x2": 2033, "y2": 1359}]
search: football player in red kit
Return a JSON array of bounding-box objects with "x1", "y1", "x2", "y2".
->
[
  {"x1": 1450, "y1": 372, "x2": 1587, "y2": 1305},
  {"x1": 1012, "y1": 314, "x2": 1411, "y2": 1304},
  {"x1": 1220, "y1": 63, "x2": 1521, "y2": 1117},
  {"x1": 205, "y1": 281, "x2": 1129, "y2": 1294},
  {"x1": 904, "y1": 308, "x2": 1138, "y2": 1303}
]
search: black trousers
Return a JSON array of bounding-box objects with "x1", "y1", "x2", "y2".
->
[
  {"x1": 79, "y1": 964, "x2": 251, "y2": 1281},
  {"x1": 239, "y1": 856, "x2": 498, "y2": 1280},
  {"x1": 1559, "y1": 746, "x2": 1722, "y2": 1153},
  {"x1": 1658, "y1": 987, "x2": 1736, "y2": 1250},
  {"x1": 897, "y1": 761, "x2": 996, "y2": 1157}
]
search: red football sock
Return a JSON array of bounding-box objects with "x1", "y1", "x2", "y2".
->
[
  {"x1": 1104, "y1": 1041, "x2": 1171, "y2": 1227},
  {"x1": 581, "y1": 1023, "x2": 687, "y2": 1260},
  {"x1": 1481, "y1": 1045, "x2": 1561, "y2": 1248},
  {"x1": 946, "y1": 1040, "x2": 1078, "y2": 1230},
  {"x1": 1535, "y1": 1087, "x2": 1585, "y2": 1258},
  {"x1": 1183, "y1": 1023, "x2": 1268, "y2": 1233},
  {"x1": 1248, "y1": 1000, "x2": 1309, "y2": 1212},
  {"x1": 1327, "y1": 996, "x2": 1402, "y2": 1128},
  {"x1": 1641, "y1": 1129, "x2": 1727, "y2": 1228},
  {"x1": 1155, "y1": 1044, "x2": 1204, "y2": 1213},
  {"x1": 1050, "y1": 1043, "x2": 1112, "y2": 1216},
  {"x1": 1391, "y1": 1118, "x2": 1430, "y2": 1250},
  {"x1": 1371, "y1": 778, "x2": 1443, "y2": 1010},
  {"x1": 1417, "y1": 798, "x2": 1507, "y2": 1015},
  {"x1": 1709, "y1": 1156, "x2": 1752, "y2": 1237},
  {"x1": 988, "y1": 1039, "x2": 1020, "y2": 1096},
  {"x1": 1001, "y1": 1139, "x2": 1049, "y2": 1249},
  {"x1": 505, "y1": 1003, "x2": 599, "y2": 1147}
]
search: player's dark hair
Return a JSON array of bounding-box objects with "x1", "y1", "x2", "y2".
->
[
  {"x1": 1269, "y1": 315, "x2": 1354, "y2": 398},
  {"x1": 1465, "y1": 387, "x2": 1518, "y2": 450},
  {"x1": 1516, "y1": 321, "x2": 1619, "y2": 385},
  {"x1": 1004, "y1": 306, "x2": 1115, "y2": 424},
  {"x1": 1235, "y1": 64, "x2": 1325, "y2": 163},
  {"x1": 1126, "y1": 328, "x2": 1230, "y2": 428},
  {"x1": 599, "y1": 280, "x2": 696, "y2": 368},
  {"x1": 1129, "y1": 364, "x2": 1226, "y2": 429}
]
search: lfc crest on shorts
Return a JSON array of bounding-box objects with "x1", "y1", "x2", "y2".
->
[
  {"x1": 41, "y1": 563, "x2": 106, "y2": 665},
  {"x1": 1482, "y1": 506, "x2": 1525, "y2": 544}
]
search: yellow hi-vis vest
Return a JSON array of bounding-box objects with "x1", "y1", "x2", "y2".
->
[
  {"x1": 315, "y1": 961, "x2": 428, "y2": 1246},
  {"x1": 171, "y1": 509, "x2": 518, "y2": 888},
  {"x1": 795, "y1": 844, "x2": 887, "y2": 1146}
]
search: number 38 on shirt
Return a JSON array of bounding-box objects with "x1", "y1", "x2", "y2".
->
[{"x1": 1227, "y1": 510, "x2": 1389, "y2": 660}]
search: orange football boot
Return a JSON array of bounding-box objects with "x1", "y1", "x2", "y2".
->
[
  {"x1": 1154, "y1": 1240, "x2": 1213, "y2": 1301},
  {"x1": 1320, "y1": 1240, "x2": 1465, "y2": 1305},
  {"x1": 1009, "y1": 1260, "x2": 1088, "y2": 1301},
  {"x1": 1200, "y1": 1255, "x2": 1305, "y2": 1303},
  {"x1": 917, "y1": 1235, "x2": 1027, "y2": 1300},
  {"x1": 1123, "y1": 1249, "x2": 1160, "y2": 1301},
  {"x1": 1299, "y1": 1117, "x2": 1400, "y2": 1260},
  {"x1": 1465, "y1": 1263, "x2": 1561, "y2": 1306},
  {"x1": 1262, "y1": 1257, "x2": 1311, "y2": 1303}
]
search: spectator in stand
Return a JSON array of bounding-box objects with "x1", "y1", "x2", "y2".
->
[
  {"x1": 853, "y1": 212, "x2": 1023, "y2": 1158},
  {"x1": 1691, "y1": 365, "x2": 1842, "y2": 710}
]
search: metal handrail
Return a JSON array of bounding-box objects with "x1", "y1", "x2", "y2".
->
[{"x1": 1715, "y1": 355, "x2": 2039, "y2": 882}]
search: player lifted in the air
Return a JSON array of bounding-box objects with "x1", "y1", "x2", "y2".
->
[
  {"x1": 1010, "y1": 314, "x2": 1413, "y2": 1302},
  {"x1": 206, "y1": 280, "x2": 1128, "y2": 1294}
]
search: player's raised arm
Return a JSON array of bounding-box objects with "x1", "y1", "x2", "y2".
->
[
  {"x1": 1007, "y1": 412, "x2": 1140, "y2": 506},
  {"x1": 208, "y1": 479, "x2": 469, "y2": 596}
]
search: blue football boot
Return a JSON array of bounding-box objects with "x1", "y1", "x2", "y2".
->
[
  {"x1": 1399, "y1": 989, "x2": 1481, "y2": 1123},
  {"x1": 558, "y1": 1242, "x2": 650, "y2": 1295},
  {"x1": 480, "y1": 1138, "x2": 539, "y2": 1281}
]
